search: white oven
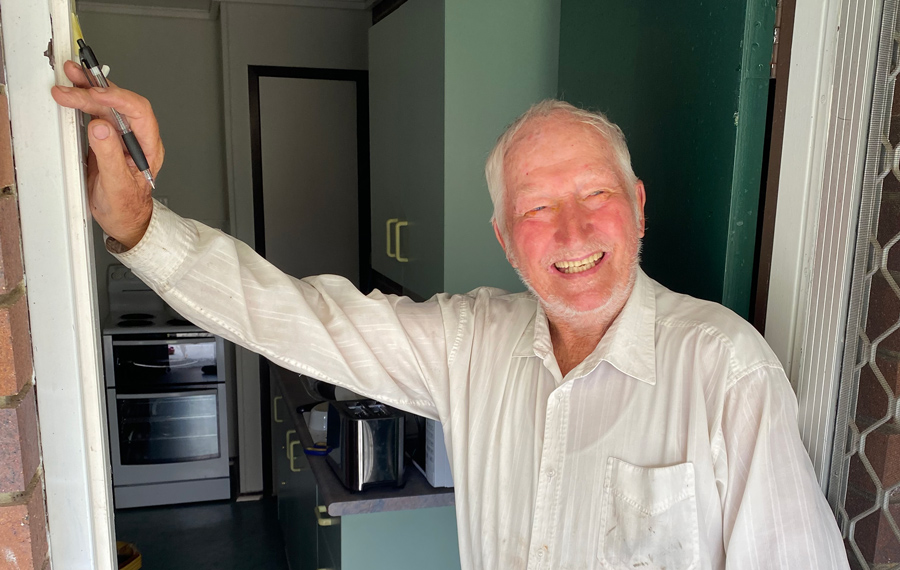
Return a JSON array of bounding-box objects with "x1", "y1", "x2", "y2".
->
[{"x1": 102, "y1": 265, "x2": 230, "y2": 509}]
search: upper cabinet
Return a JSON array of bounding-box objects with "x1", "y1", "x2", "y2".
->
[
  {"x1": 369, "y1": 0, "x2": 445, "y2": 298},
  {"x1": 369, "y1": 0, "x2": 561, "y2": 299}
]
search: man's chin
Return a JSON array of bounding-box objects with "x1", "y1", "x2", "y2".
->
[{"x1": 521, "y1": 272, "x2": 638, "y2": 329}]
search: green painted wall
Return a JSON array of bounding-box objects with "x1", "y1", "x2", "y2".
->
[
  {"x1": 442, "y1": 0, "x2": 562, "y2": 295},
  {"x1": 558, "y1": 0, "x2": 775, "y2": 317}
]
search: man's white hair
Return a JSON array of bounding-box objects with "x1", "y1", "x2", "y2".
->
[{"x1": 484, "y1": 100, "x2": 638, "y2": 233}]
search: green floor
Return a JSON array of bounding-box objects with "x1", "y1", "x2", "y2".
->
[{"x1": 114, "y1": 497, "x2": 289, "y2": 569}]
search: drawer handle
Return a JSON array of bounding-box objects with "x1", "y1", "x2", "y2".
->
[
  {"x1": 395, "y1": 220, "x2": 408, "y2": 262},
  {"x1": 273, "y1": 395, "x2": 283, "y2": 423},
  {"x1": 315, "y1": 505, "x2": 340, "y2": 526},
  {"x1": 289, "y1": 440, "x2": 305, "y2": 472},
  {"x1": 386, "y1": 218, "x2": 398, "y2": 258},
  {"x1": 286, "y1": 429, "x2": 296, "y2": 459}
]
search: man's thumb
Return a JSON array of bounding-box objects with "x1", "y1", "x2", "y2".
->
[{"x1": 88, "y1": 118, "x2": 130, "y2": 184}]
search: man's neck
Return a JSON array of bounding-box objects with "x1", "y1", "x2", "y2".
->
[
  {"x1": 544, "y1": 278, "x2": 637, "y2": 377},
  {"x1": 549, "y1": 318, "x2": 610, "y2": 377}
]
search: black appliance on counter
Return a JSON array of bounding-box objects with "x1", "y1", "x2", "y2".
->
[{"x1": 326, "y1": 399, "x2": 405, "y2": 492}]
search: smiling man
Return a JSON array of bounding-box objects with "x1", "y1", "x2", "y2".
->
[{"x1": 53, "y1": 64, "x2": 849, "y2": 569}]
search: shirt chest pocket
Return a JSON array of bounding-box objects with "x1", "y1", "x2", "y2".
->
[{"x1": 598, "y1": 457, "x2": 700, "y2": 570}]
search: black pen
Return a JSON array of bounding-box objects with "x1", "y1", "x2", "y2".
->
[{"x1": 76, "y1": 37, "x2": 156, "y2": 190}]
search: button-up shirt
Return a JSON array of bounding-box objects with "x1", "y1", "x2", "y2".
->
[{"x1": 115, "y1": 202, "x2": 849, "y2": 569}]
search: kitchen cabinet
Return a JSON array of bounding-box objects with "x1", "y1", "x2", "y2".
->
[
  {"x1": 369, "y1": 0, "x2": 444, "y2": 298},
  {"x1": 272, "y1": 379, "x2": 318, "y2": 570},
  {"x1": 368, "y1": 0, "x2": 561, "y2": 299},
  {"x1": 271, "y1": 374, "x2": 460, "y2": 570}
]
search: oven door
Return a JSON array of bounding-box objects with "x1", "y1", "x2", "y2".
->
[
  {"x1": 107, "y1": 384, "x2": 229, "y2": 486},
  {"x1": 104, "y1": 336, "x2": 221, "y2": 390}
]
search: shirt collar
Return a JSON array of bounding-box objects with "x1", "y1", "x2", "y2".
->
[{"x1": 512, "y1": 269, "x2": 657, "y2": 386}]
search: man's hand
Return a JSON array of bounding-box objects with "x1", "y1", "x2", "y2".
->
[{"x1": 51, "y1": 60, "x2": 164, "y2": 249}]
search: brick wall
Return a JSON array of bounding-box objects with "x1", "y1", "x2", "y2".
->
[{"x1": 0, "y1": 23, "x2": 51, "y2": 570}]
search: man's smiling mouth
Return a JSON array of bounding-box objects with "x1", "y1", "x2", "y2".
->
[{"x1": 553, "y1": 252, "x2": 604, "y2": 274}]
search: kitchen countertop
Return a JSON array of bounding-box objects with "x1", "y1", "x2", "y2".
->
[{"x1": 271, "y1": 363, "x2": 456, "y2": 517}]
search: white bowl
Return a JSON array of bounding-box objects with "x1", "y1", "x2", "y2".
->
[{"x1": 308, "y1": 402, "x2": 328, "y2": 432}]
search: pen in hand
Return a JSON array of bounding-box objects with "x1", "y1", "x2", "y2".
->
[{"x1": 76, "y1": 38, "x2": 156, "y2": 190}]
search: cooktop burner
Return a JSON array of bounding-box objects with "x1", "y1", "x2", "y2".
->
[
  {"x1": 120, "y1": 313, "x2": 153, "y2": 320},
  {"x1": 117, "y1": 320, "x2": 153, "y2": 327}
]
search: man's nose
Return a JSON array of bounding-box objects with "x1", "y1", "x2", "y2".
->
[{"x1": 554, "y1": 202, "x2": 591, "y2": 245}]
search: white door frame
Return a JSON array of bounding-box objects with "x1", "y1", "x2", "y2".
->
[
  {"x1": 765, "y1": 0, "x2": 883, "y2": 487},
  {"x1": 1, "y1": 0, "x2": 115, "y2": 568}
]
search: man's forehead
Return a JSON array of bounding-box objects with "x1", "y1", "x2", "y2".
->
[
  {"x1": 506, "y1": 118, "x2": 615, "y2": 167},
  {"x1": 512, "y1": 167, "x2": 621, "y2": 195},
  {"x1": 505, "y1": 120, "x2": 621, "y2": 182}
]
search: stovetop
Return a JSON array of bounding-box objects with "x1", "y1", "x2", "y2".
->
[{"x1": 103, "y1": 265, "x2": 204, "y2": 335}]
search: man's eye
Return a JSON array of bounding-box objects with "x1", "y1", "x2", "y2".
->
[
  {"x1": 586, "y1": 190, "x2": 605, "y2": 198},
  {"x1": 524, "y1": 206, "x2": 547, "y2": 217}
]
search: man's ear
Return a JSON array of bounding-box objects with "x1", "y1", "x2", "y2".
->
[
  {"x1": 492, "y1": 219, "x2": 516, "y2": 268},
  {"x1": 634, "y1": 180, "x2": 647, "y2": 237}
]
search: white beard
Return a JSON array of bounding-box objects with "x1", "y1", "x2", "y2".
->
[{"x1": 510, "y1": 239, "x2": 642, "y2": 334}]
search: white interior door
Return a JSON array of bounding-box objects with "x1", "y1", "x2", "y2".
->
[{"x1": 259, "y1": 76, "x2": 360, "y2": 284}]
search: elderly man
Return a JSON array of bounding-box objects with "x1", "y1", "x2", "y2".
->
[{"x1": 53, "y1": 60, "x2": 848, "y2": 569}]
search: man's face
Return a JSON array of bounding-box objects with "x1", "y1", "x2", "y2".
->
[{"x1": 494, "y1": 117, "x2": 646, "y2": 321}]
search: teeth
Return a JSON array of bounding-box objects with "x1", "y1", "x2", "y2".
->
[{"x1": 554, "y1": 252, "x2": 603, "y2": 274}]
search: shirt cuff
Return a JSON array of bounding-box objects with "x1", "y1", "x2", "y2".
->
[{"x1": 107, "y1": 198, "x2": 200, "y2": 291}]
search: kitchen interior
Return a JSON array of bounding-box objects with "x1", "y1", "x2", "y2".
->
[{"x1": 80, "y1": 0, "x2": 785, "y2": 568}]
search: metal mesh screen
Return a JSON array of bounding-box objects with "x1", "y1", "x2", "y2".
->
[{"x1": 830, "y1": 0, "x2": 900, "y2": 566}]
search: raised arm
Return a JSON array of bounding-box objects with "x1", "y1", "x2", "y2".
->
[{"x1": 52, "y1": 63, "x2": 455, "y2": 419}]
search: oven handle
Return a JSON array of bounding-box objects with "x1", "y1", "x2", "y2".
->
[
  {"x1": 115, "y1": 388, "x2": 218, "y2": 400},
  {"x1": 128, "y1": 360, "x2": 200, "y2": 369},
  {"x1": 112, "y1": 338, "x2": 215, "y2": 347}
]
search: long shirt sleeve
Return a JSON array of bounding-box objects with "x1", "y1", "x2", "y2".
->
[{"x1": 114, "y1": 200, "x2": 456, "y2": 419}]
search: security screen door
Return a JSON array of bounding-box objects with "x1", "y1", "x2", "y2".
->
[{"x1": 829, "y1": 0, "x2": 900, "y2": 566}]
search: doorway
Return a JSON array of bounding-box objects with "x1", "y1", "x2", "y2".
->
[{"x1": 248, "y1": 65, "x2": 370, "y2": 492}]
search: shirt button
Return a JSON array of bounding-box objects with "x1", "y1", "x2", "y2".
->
[
  {"x1": 547, "y1": 468, "x2": 556, "y2": 478},
  {"x1": 537, "y1": 549, "x2": 544, "y2": 558}
]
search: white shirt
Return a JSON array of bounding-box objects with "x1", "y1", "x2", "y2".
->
[{"x1": 115, "y1": 202, "x2": 849, "y2": 570}]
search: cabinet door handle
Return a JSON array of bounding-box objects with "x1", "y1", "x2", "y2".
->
[
  {"x1": 386, "y1": 218, "x2": 398, "y2": 258},
  {"x1": 288, "y1": 440, "x2": 305, "y2": 472},
  {"x1": 273, "y1": 395, "x2": 283, "y2": 423},
  {"x1": 286, "y1": 429, "x2": 296, "y2": 458},
  {"x1": 395, "y1": 220, "x2": 409, "y2": 262},
  {"x1": 315, "y1": 505, "x2": 341, "y2": 526}
]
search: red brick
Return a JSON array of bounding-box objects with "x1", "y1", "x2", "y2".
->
[
  {"x1": 847, "y1": 422, "x2": 900, "y2": 494},
  {"x1": 0, "y1": 480, "x2": 49, "y2": 570},
  {"x1": 0, "y1": 92, "x2": 13, "y2": 191},
  {"x1": 865, "y1": 270, "x2": 900, "y2": 352},
  {"x1": 0, "y1": 194, "x2": 24, "y2": 295},
  {"x1": 0, "y1": 294, "x2": 31, "y2": 397},
  {"x1": 856, "y1": 352, "x2": 900, "y2": 424},
  {"x1": 878, "y1": 186, "x2": 900, "y2": 251},
  {"x1": 0, "y1": 388, "x2": 40, "y2": 495},
  {"x1": 844, "y1": 485, "x2": 900, "y2": 565}
]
